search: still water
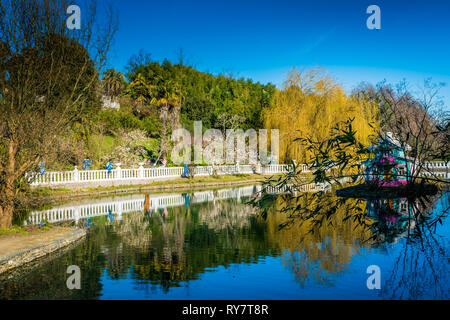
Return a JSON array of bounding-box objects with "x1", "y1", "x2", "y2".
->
[{"x1": 0, "y1": 185, "x2": 449, "y2": 300}]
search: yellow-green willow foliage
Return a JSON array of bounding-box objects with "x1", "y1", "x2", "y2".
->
[{"x1": 264, "y1": 68, "x2": 379, "y2": 163}]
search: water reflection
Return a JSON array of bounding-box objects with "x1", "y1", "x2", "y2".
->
[
  {"x1": 0, "y1": 185, "x2": 448, "y2": 299},
  {"x1": 254, "y1": 182, "x2": 449, "y2": 299},
  {"x1": 377, "y1": 194, "x2": 449, "y2": 299},
  {"x1": 25, "y1": 186, "x2": 261, "y2": 225}
]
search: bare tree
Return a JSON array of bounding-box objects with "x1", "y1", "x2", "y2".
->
[
  {"x1": 376, "y1": 79, "x2": 449, "y2": 184},
  {"x1": 217, "y1": 113, "x2": 244, "y2": 134},
  {"x1": 0, "y1": 0, "x2": 118, "y2": 228}
]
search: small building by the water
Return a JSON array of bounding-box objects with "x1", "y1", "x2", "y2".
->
[{"x1": 362, "y1": 132, "x2": 411, "y2": 187}]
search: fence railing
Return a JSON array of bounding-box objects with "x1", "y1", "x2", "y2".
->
[
  {"x1": 423, "y1": 161, "x2": 450, "y2": 169},
  {"x1": 29, "y1": 163, "x2": 297, "y2": 187},
  {"x1": 28, "y1": 160, "x2": 448, "y2": 187}
]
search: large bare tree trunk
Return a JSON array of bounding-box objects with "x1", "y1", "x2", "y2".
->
[
  {"x1": 0, "y1": 140, "x2": 18, "y2": 229},
  {"x1": 1, "y1": 178, "x2": 17, "y2": 229},
  {"x1": 0, "y1": 157, "x2": 15, "y2": 229},
  {"x1": 0, "y1": 203, "x2": 14, "y2": 229}
]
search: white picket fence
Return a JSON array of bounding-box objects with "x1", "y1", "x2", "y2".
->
[
  {"x1": 423, "y1": 161, "x2": 450, "y2": 170},
  {"x1": 29, "y1": 163, "x2": 297, "y2": 187},
  {"x1": 27, "y1": 160, "x2": 448, "y2": 187}
]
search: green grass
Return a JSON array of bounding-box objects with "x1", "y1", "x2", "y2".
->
[
  {"x1": 87, "y1": 134, "x2": 117, "y2": 168},
  {"x1": 0, "y1": 226, "x2": 30, "y2": 235},
  {"x1": 30, "y1": 187, "x2": 71, "y2": 196},
  {"x1": 0, "y1": 224, "x2": 53, "y2": 235}
]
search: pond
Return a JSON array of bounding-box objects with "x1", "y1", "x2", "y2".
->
[{"x1": 0, "y1": 184, "x2": 448, "y2": 300}]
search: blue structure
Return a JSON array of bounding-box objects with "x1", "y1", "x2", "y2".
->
[
  {"x1": 363, "y1": 132, "x2": 411, "y2": 187},
  {"x1": 38, "y1": 162, "x2": 45, "y2": 175},
  {"x1": 108, "y1": 209, "x2": 114, "y2": 222},
  {"x1": 182, "y1": 163, "x2": 189, "y2": 178},
  {"x1": 105, "y1": 161, "x2": 114, "y2": 174},
  {"x1": 82, "y1": 159, "x2": 93, "y2": 170},
  {"x1": 366, "y1": 197, "x2": 416, "y2": 242}
]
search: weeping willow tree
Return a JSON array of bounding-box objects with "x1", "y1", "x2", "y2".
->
[{"x1": 264, "y1": 68, "x2": 379, "y2": 163}]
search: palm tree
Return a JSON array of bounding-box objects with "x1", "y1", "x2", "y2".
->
[
  {"x1": 151, "y1": 79, "x2": 182, "y2": 163},
  {"x1": 123, "y1": 73, "x2": 182, "y2": 164},
  {"x1": 123, "y1": 73, "x2": 153, "y2": 106},
  {"x1": 101, "y1": 69, "x2": 127, "y2": 100}
]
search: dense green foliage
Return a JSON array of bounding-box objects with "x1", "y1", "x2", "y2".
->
[
  {"x1": 52, "y1": 58, "x2": 277, "y2": 169},
  {"x1": 96, "y1": 108, "x2": 161, "y2": 138},
  {"x1": 127, "y1": 59, "x2": 276, "y2": 130}
]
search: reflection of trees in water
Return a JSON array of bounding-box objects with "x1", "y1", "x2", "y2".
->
[
  {"x1": 112, "y1": 211, "x2": 153, "y2": 248},
  {"x1": 262, "y1": 192, "x2": 374, "y2": 287},
  {"x1": 103, "y1": 208, "x2": 187, "y2": 284},
  {"x1": 380, "y1": 192, "x2": 449, "y2": 299},
  {"x1": 382, "y1": 234, "x2": 449, "y2": 299},
  {"x1": 98, "y1": 197, "x2": 270, "y2": 292},
  {"x1": 253, "y1": 176, "x2": 449, "y2": 297},
  {"x1": 196, "y1": 196, "x2": 257, "y2": 231},
  {"x1": 0, "y1": 224, "x2": 107, "y2": 299},
  {"x1": 3, "y1": 188, "x2": 447, "y2": 299}
]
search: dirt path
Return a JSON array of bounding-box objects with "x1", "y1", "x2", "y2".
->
[{"x1": 0, "y1": 227, "x2": 80, "y2": 259}]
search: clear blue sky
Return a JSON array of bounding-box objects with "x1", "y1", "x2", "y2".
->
[{"x1": 97, "y1": 0, "x2": 450, "y2": 107}]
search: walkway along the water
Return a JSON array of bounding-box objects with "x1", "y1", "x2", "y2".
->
[{"x1": 0, "y1": 227, "x2": 86, "y2": 278}]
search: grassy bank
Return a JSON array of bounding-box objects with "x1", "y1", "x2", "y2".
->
[{"x1": 0, "y1": 225, "x2": 51, "y2": 236}]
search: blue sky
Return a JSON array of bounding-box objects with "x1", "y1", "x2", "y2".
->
[{"x1": 97, "y1": 0, "x2": 450, "y2": 107}]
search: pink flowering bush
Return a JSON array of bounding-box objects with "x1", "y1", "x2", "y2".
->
[{"x1": 379, "y1": 155, "x2": 396, "y2": 164}]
